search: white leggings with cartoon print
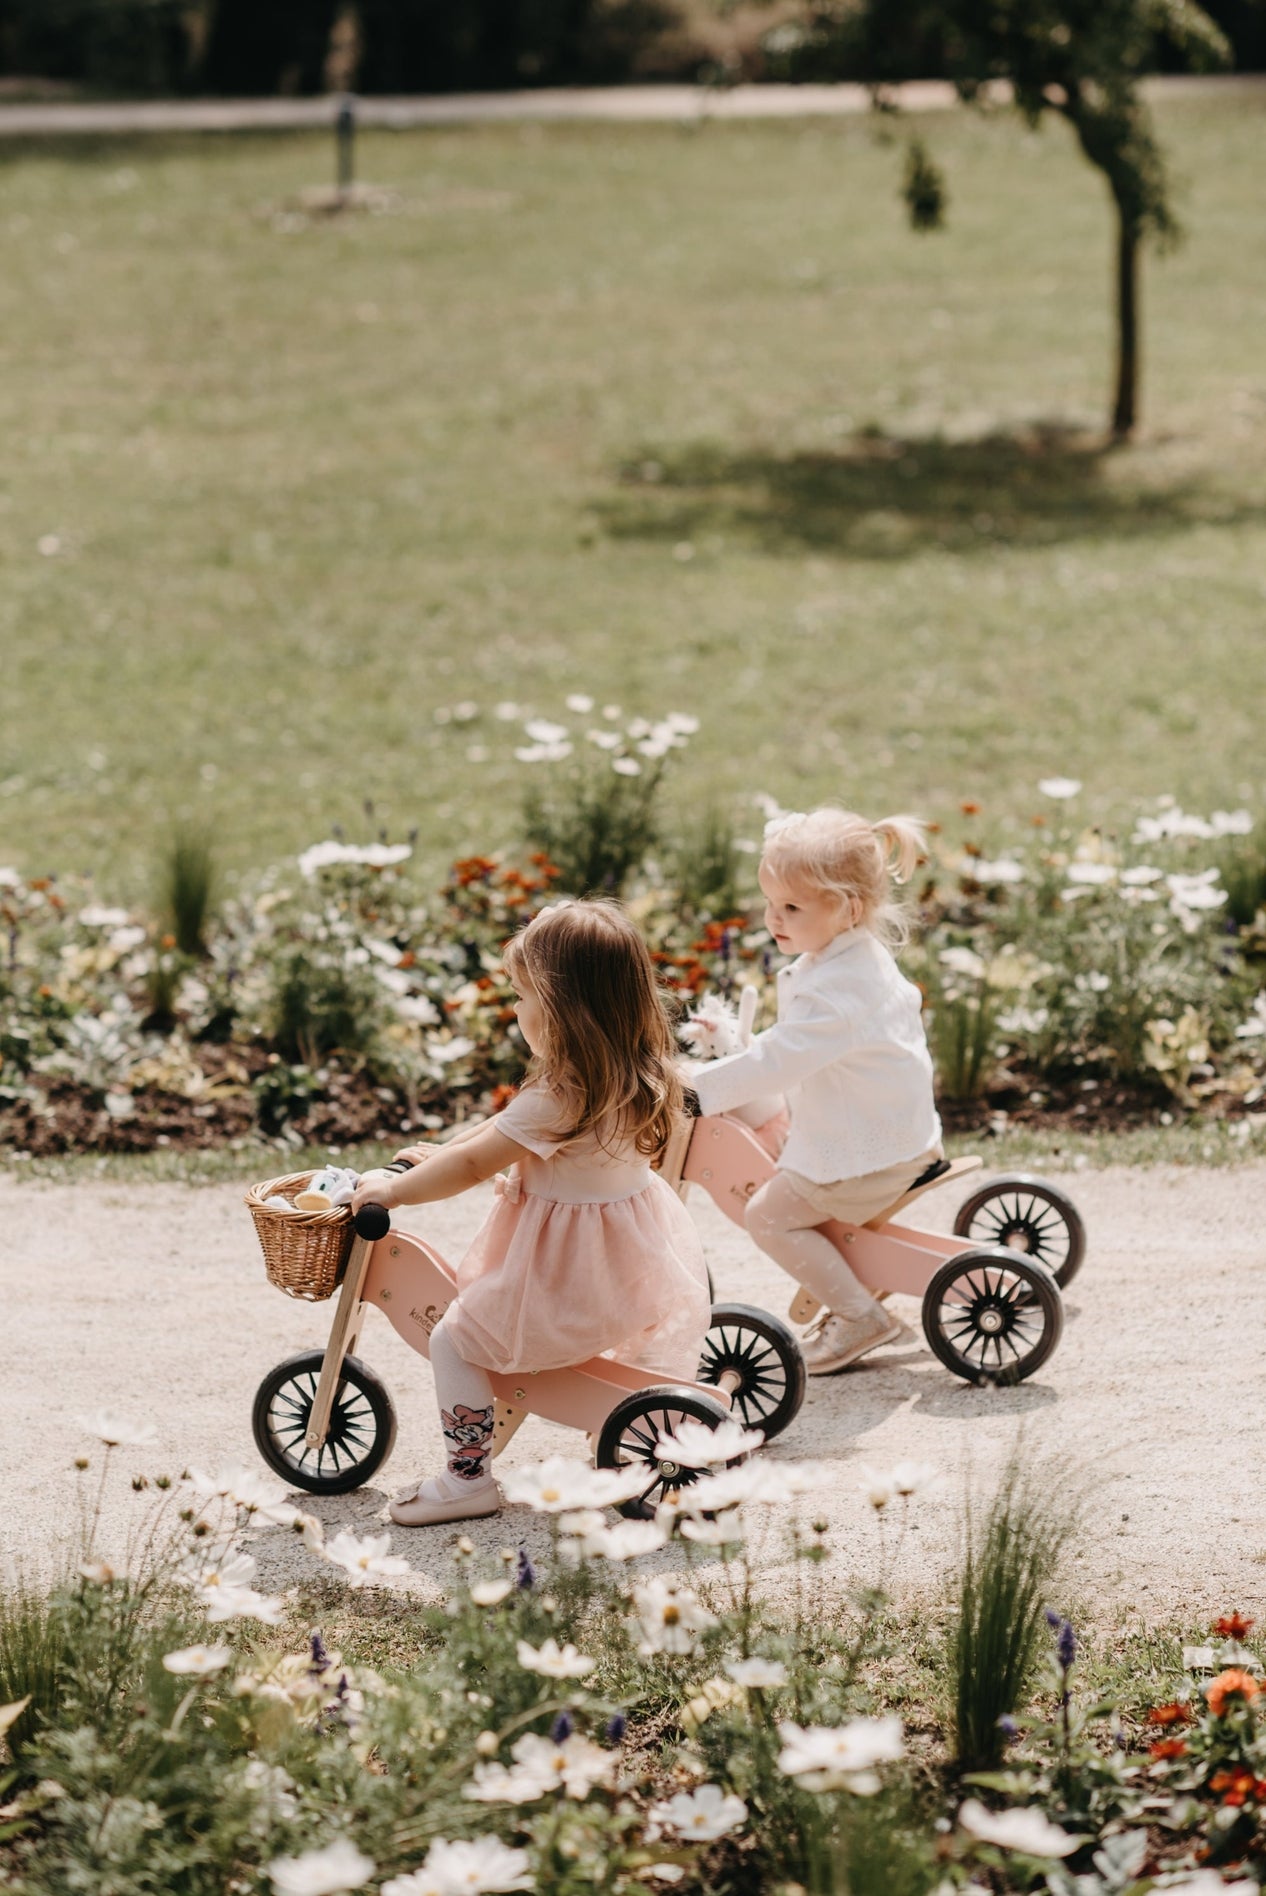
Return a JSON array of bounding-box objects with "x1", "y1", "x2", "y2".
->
[{"x1": 429, "y1": 1314, "x2": 497, "y2": 1483}]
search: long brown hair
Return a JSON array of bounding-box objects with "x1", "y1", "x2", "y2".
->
[{"x1": 502, "y1": 899, "x2": 682, "y2": 1156}]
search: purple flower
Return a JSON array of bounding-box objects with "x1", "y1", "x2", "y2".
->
[
  {"x1": 515, "y1": 1546, "x2": 536, "y2": 1591},
  {"x1": 997, "y1": 1714, "x2": 1019, "y2": 1740},
  {"x1": 551, "y1": 1710, "x2": 573, "y2": 1743},
  {"x1": 1045, "y1": 1607, "x2": 1062, "y2": 1630},
  {"x1": 1057, "y1": 1619, "x2": 1076, "y2": 1671},
  {"x1": 605, "y1": 1711, "x2": 627, "y2": 1744},
  {"x1": 309, "y1": 1630, "x2": 331, "y2": 1675}
]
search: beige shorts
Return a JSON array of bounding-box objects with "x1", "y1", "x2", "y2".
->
[{"x1": 779, "y1": 1145, "x2": 944, "y2": 1227}]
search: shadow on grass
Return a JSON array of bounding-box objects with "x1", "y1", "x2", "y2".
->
[{"x1": 598, "y1": 423, "x2": 1258, "y2": 559}]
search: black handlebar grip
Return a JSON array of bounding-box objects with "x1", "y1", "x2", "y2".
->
[
  {"x1": 351, "y1": 1158, "x2": 416, "y2": 1242},
  {"x1": 353, "y1": 1202, "x2": 392, "y2": 1242}
]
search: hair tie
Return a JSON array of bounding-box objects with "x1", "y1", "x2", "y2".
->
[{"x1": 763, "y1": 811, "x2": 806, "y2": 840}]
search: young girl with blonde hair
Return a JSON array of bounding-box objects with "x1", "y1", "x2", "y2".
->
[
  {"x1": 352, "y1": 899, "x2": 711, "y2": 1526},
  {"x1": 689, "y1": 807, "x2": 943, "y2": 1375}
]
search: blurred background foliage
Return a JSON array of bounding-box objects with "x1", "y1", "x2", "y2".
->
[{"x1": 0, "y1": 0, "x2": 1261, "y2": 98}]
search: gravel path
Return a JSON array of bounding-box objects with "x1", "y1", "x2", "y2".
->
[
  {"x1": 0, "y1": 74, "x2": 1255, "y2": 138},
  {"x1": 3, "y1": 1163, "x2": 1263, "y2": 1624}
]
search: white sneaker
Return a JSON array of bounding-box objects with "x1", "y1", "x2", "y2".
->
[{"x1": 801, "y1": 1307, "x2": 902, "y2": 1376}]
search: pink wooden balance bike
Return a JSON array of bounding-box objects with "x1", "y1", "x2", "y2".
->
[
  {"x1": 249, "y1": 1163, "x2": 804, "y2": 1517},
  {"x1": 656, "y1": 1103, "x2": 1085, "y2": 1395}
]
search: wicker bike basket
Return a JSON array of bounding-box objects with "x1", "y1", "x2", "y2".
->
[{"x1": 244, "y1": 1171, "x2": 356, "y2": 1301}]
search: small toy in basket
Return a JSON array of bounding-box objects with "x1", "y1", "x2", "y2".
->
[{"x1": 244, "y1": 1169, "x2": 357, "y2": 1302}]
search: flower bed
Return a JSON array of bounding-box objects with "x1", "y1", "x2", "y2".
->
[
  {"x1": 2, "y1": 723, "x2": 1265, "y2": 1155},
  {"x1": 3, "y1": 1426, "x2": 1265, "y2": 1895}
]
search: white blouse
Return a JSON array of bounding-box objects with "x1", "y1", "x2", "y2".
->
[{"x1": 690, "y1": 928, "x2": 942, "y2": 1183}]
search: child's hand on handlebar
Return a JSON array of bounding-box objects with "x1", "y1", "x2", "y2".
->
[
  {"x1": 393, "y1": 1143, "x2": 437, "y2": 1166},
  {"x1": 351, "y1": 1168, "x2": 401, "y2": 1215}
]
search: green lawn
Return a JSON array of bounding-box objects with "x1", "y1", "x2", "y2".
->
[{"x1": 1, "y1": 95, "x2": 1263, "y2": 898}]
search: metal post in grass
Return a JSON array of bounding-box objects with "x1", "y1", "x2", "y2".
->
[{"x1": 336, "y1": 92, "x2": 356, "y2": 201}]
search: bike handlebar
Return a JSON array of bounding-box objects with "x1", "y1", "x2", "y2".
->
[{"x1": 352, "y1": 1159, "x2": 414, "y2": 1243}]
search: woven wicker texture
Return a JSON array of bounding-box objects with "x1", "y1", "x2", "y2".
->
[{"x1": 244, "y1": 1171, "x2": 355, "y2": 1301}]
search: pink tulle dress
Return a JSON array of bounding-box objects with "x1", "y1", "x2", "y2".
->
[{"x1": 440, "y1": 1083, "x2": 711, "y2": 1382}]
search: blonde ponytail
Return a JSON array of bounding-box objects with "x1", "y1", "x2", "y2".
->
[{"x1": 873, "y1": 815, "x2": 926, "y2": 886}]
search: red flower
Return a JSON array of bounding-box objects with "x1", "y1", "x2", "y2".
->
[
  {"x1": 960, "y1": 801, "x2": 980, "y2": 816},
  {"x1": 1215, "y1": 1614, "x2": 1255, "y2": 1641},
  {"x1": 488, "y1": 1084, "x2": 517, "y2": 1114},
  {"x1": 1149, "y1": 1738, "x2": 1188, "y2": 1761},
  {"x1": 451, "y1": 855, "x2": 499, "y2": 887},
  {"x1": 1205, "y1": 1669, "x2": 1260, "y2": 1719},
  {"x1": 1147, "y1": 1703, "x2": 1192, "y2": 1727}
]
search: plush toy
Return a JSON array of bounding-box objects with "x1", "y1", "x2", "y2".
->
[
  {"x1": 680, "y1": 987, "x2": 783, "y2": 1131},
  {"x1": 292, "y1": 1165, "x2": 361, "y2": 1211}
]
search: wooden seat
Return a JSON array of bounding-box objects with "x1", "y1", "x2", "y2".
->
[
  {"x1": 788, "y1": 1155, "x2": 984, "y2": 1327},
  {"x1": 862, "y1": 1153, "x2": 982, "y2": 1231}
]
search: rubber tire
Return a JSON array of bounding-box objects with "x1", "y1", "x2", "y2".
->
[
  {"x1": 252, "y1": 1349, "x2": 397, "y2": 1496},
  {"x1": 921, "y1": 1248, "x2": 1063, "y2": 1386},
  {"x1": 595, "y1": 1385, "x2": 736, "y2": 1519},
  {"x1": 698, "y1": 1302, "x2": 807, "y2": 1442},
  {"x1": 952, "y1": 1173, "x2": 1086, "y2": 1289}
]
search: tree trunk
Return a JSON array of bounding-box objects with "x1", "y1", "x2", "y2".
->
[{"x1": 1112, "y1": 212, "x2": 1139, "y2": 441}]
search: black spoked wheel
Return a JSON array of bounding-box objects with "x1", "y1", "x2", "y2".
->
[
  {"x1": 252, "y1": 1350, "x2": 397, "y2": 1495},
  {"x1": 922, "y1": 1249, "x2": 1063, "y2": 1386},
  {"x1": 698, "y1": 1303, "x2": 806, "y2": 1442},
  {"x1": 595, "y1": 1387, "x2": 738, "y2": 1520},
  {"x1": 953, "y1": 1174, "x2": 1086, "y2": 1289}
]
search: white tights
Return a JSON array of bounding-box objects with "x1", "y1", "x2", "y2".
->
[
  {"x1": 744, "y1": 1173, "x2": 882, "y2": 1321},
  {"x1": 428, "y1": 1314, "x2": 497, "y2": 1485}
]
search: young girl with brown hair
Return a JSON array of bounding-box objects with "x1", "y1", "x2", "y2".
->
[
  {"x1": 352, "y1": 898, "x2": 711, "y2": 1526},
  {"x1": 690, "y1": 807, "x2": 943, "y2": 1377}
]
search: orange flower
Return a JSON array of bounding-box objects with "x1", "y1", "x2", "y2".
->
[
  {"x1": 960, "y1": 801, "x2": 980, "y2": 816},
  {"x1": 488, "y1": 1084, "x2": 518, "y2": 1114},
  {"x1": 1209, "y1": 1767, "x2": 1260, "y2": 1807},
  {"x1": 1215, "y1": 1614, "x2": 1255, "y2": 1640},
  {"x1": 1147, "y1": 1703, "x2": 1192, "y2": 1727},
  {"x1": 1205, "y1": 1669, "x2": 1260, "y2": 1718},
  {"x1": 396, "y1": 950, "x2": 416, "y2": 969},
  {"x1": 1149, "y1": 1738, "x2": 1187, "y2": 1761}
]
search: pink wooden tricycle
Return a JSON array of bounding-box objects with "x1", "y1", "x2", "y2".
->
[
  {"x1": 658, "y1": 1103, "x2": 1084, "y2": 1398},
  {"x1": 250, "y1": 1162, "x2": 787, "y2": 1518},
  {"x1": 250, "y1": 1109, "x2": 1084, "y2": 1510}
]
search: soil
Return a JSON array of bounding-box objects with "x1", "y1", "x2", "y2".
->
[
  {"x1": 0, "y1": 1055, "x2": 456, "y2": 1156},
  {"x1": 4, "y1": 1161, "x2": 1265, "y2": 1626}
]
